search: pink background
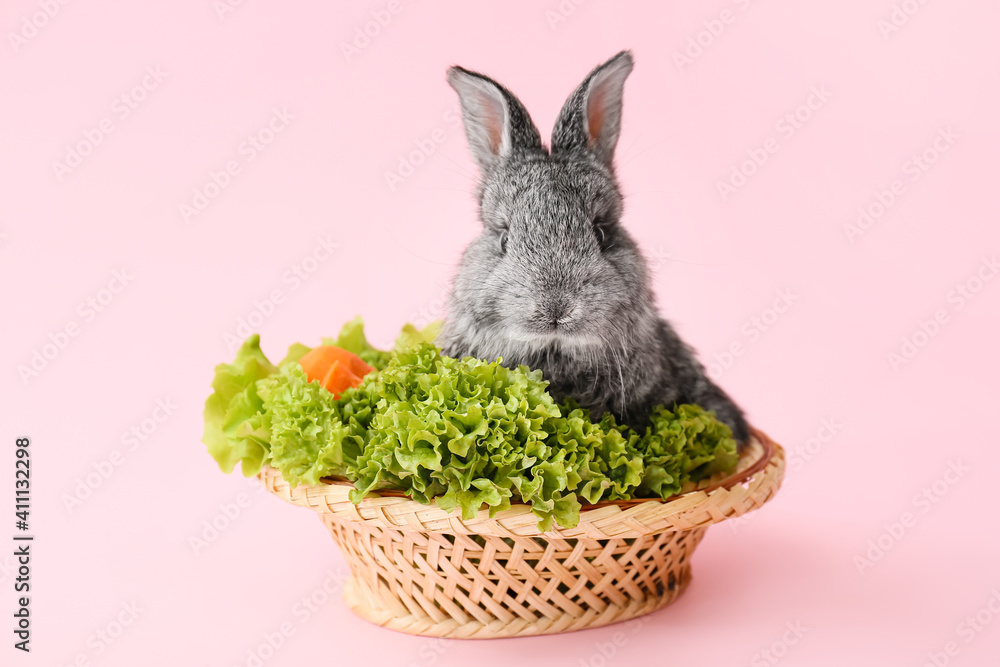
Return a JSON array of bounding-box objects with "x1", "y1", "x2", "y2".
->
[{"x1": 2, "y1": 1, "x2": 999, "y2": 665}]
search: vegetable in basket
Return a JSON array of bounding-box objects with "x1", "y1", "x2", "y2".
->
[{"x1": 203, "y1": 318, "x2": 738, "y2": 531}]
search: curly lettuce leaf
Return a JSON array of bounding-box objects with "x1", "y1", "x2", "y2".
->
[
  {"x1": 637, "y1": 404, "x2": 739, "y2": 498},
  {"x1": 322, "y1": 316, "x2": 393, "y2": 369},
  {"x1": 278, "y1": 342, "x2": 312, "y2": 367},
  {"x1": 394, "y1": 320, "x2": 443, "y2": 351},
  {"x1": 258, "y1": 364, "x2": 371, "y2": 487},
  {"x1": 203, "y1": 335, "x2": 278, "y2": 477}
]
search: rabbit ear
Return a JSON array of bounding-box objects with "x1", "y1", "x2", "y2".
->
[
  {"x1": 447, "y1": 66, "x2": 542, "y2": 174},
  {"x1": 551, "y1": 51, "x2": 634, "y2": 168}
]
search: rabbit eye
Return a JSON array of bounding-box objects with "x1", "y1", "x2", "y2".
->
[{"x1": 499, "y1": 230, "x2": 509, "y2": 254}]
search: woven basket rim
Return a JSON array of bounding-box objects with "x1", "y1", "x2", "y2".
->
[{"x1": 258, "y1": 428, "x2": 784, "y2": 538}]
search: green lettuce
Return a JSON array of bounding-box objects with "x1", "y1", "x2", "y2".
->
[
  {"x1": 203, "y1": 320, "x2": 738, "y2": 530},
  {"x1": 202, "y1": 335, "x2": 277, "y2": 477},
  {"x1": 321, "y1": 316, "x2": 394, "y2": 369}
]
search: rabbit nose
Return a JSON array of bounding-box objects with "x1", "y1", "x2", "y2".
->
[{"x1": 545, "y1": 300, "x2": 572, "y2": 328}]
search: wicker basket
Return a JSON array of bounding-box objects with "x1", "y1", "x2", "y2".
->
[{"x1": 258, "y1": 427, "x2": 784, "y2": 639}]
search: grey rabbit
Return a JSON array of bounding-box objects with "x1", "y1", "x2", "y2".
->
[{"x1": 438, "y1": 50, "x2": 750, "y2": 445}]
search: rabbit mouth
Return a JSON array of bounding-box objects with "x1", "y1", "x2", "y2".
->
[{"x1": 507, "y1": 325, "x2": 603, "y2": 351}]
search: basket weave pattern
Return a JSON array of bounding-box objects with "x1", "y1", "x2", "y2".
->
[{"x1": 259, "y1": 429, "x2": 784, "y2": 638}]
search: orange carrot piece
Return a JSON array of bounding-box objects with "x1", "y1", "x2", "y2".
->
[{"x1": 298, "y1": 345, "x2": 374, "y2": 398}]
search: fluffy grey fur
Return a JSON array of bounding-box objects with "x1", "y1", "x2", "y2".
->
[{"x1": 439, "y1": 51, "x2": 750, "y2": 444}]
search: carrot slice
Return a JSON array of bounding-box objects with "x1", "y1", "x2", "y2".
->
[{"x1": 298, "y1": 345, "x2": 374, "y2": 398}]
